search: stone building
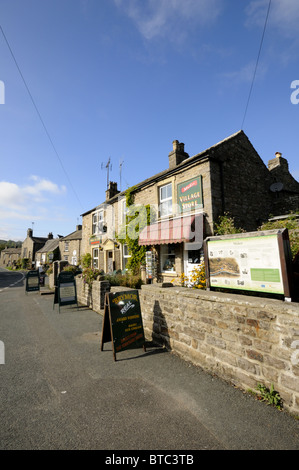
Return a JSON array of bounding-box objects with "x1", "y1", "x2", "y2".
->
[
  {"x1": 35, "y1": 237, "x2": 60, "y2": 268},
  {"x1": 21, "y1": 229, "x2": 51, "y2": 267},
  {"x1": 59, "y1": 225, "x2": 82, "y2": 265},
  {"x1": 81, "y1": 130, "x2": 299, "y2": 283},
  {"x1": 0, "y1": 247, "x2": 21, "y2": 268}
]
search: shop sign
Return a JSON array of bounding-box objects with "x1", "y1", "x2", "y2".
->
[
  {"x1": 53, "y1": 271, "x2": 78, "y2": 312},
  {"x1": 25, "y1": 270, "x2": 40, "y2": 293},
  {"x1": 177, "y1": 176, "x2": 203, "y2": 212},
  {"x1": 101, "y1": 290, "x2": 146, "y2": 361}
]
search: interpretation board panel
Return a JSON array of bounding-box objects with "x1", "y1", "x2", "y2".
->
[
  {"x1": 101, "y1": 290, "x2": 146, "y2": 361},
  {"x1": 204, "y1": 228, "x2": 293, "y2": 299},
  {"x1": 25, "y1": 270, "x2": 40, "y2": 293},
  {"x1": 53, "y1": 271, "x2": 78, "y2": 312}
]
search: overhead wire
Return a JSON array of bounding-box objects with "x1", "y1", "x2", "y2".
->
[
  {"x1": 241, "y1": 0, "x2": 272, "y2": 130},
  {"x1": 0, "y1": 24, "x2": 84, "y2": 211}
]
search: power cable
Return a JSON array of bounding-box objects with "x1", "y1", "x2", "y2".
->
[
  {"x1": 0, "y1": 24, "x2": 84, "y2": 211},
  {"x1": 241, "y1": 0, "x2": 272, "y2": 130}
]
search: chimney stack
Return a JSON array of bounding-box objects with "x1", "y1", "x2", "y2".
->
[
  {"x1": 48, "y1": 232, "x2": 53, "y2": 239},
  {"x1": 105, "y1": 181, "x2": 119, "y2": 201},
  {"x1": 168, "y1": 140, "x2": 189, "y2": 169},
  {"x1": 27, "y1": 228, "x2": 33, "y2": 238}
]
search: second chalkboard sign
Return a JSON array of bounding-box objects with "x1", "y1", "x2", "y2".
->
[{"x1": 101, "y1": 290, "x2": 146, "y2": 361}]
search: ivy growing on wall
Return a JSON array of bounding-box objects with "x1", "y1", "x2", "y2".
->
[{"x1": 117, "y1": 186, "x2": 156, "y2": 275}]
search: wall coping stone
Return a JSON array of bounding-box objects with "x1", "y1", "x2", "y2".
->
[{"x1": 141, "y1": 284, "x2": 299, "y2": 314}]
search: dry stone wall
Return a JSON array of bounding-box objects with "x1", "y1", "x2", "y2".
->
[{"x1": 140, "y1": 285, "x2": 299, "y2": 415}]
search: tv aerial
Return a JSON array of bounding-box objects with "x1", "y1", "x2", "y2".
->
[{"x1": 101, "y1": 157, "x2": 112, "y2": 189}]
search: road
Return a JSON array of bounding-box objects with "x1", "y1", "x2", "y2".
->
[{"x1": 0, "y1": 267, "x2": 299, "y2": 453}]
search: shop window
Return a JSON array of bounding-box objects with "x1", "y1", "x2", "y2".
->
[
  {"x1": 159, "y1": 183, "x2": 172, "y2": 218},
  {"x1": 92, "y1": 248, "x2": 99, "y2": 268},
  {"x1": 160, "y1": 244, "x2": 176, "y2": 273}
]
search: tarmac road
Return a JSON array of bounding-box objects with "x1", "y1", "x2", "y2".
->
[{"x1": 0, "y1": 267, "x2": 299, "y2": 452}]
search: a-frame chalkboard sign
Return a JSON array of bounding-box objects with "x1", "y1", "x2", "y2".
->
[
  {"x1": 25, "y1": 270, "x2": 40, "y2": 293},
  {"x1": 101, "y1": 290, "x2": 146, "y2": 361},
  {"x1": 53, "y1": 271, "x2": 78, "y2": 313}
]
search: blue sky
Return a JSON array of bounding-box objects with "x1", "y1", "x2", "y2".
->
[{"x1": 0, "y1": 0, "x2": 298, "y2": 241}]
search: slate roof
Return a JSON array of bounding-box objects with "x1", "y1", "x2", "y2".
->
[
  {"x1": 61, "y1": 229, "x2": 82, "y2": 241},
  {"x1": 36, "y1": 238, "x2": 60, "y2": 253}
]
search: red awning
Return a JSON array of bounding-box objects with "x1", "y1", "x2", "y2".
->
[{"x1": 138, "y1": 213, "x2": 203, "y2": 246}]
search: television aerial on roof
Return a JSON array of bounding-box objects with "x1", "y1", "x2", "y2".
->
[{"x1": 101, "y1": 157, "x2": 112, "y2": 189}]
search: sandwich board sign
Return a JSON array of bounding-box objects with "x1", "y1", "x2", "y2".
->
[
  {"x1": 53, "y1": 271, "x2": 78, "y2": 312},
  {"x1": 25, "y1": 270, "x2": 40, "y2": 293},
  {"x1": 101, "y1": 290, "x2": 146, "y2": 361}
]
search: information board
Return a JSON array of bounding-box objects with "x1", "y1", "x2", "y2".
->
[
  {"x1": 53, "y1": 271, "x2": 78, "y2": 312},
  {"x1": 204, "y1": 229, "x2": 293, "y2": 299},
  {"x1": 25, "y1": 270, "x2": 40, "y2": 293},
  {"x1": 101, "y1": 290, "x2": 146, "y2": 361}
]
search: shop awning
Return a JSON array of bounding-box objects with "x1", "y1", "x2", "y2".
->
[{"x1": 138, "y1": 213, "x2": 204, "y2": 246}]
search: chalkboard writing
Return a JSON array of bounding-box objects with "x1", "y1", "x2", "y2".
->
[
  {"x1": 25, "y1": 270, "x2": 40, "y2": 293},
  {"x1": 101, "y1": 290, "x2": 146, "y2": 361},
  {"x1": 53, "y1": 271, "x2": 78, "y2": 312}
]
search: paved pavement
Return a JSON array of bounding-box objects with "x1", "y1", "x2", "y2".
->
[{"x1": 0, "y1": 267, "x2": 299, "y2": 452}]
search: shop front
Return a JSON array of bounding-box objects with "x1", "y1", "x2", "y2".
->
[{"x1": 139, "y1": 213, "x2": 204, "y2": 283}]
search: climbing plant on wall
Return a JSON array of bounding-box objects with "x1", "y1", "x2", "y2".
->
[{"x1": 117, "y1": 186, "x2": 156, "y2": 275}]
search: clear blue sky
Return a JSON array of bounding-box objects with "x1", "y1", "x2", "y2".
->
[{"x1": 0, "y1": 0, "x2": 298, "y2": 241}]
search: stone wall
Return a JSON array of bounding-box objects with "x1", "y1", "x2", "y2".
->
[{"x1": 139, "y1": 284, "x2": 299, "y2": 415}]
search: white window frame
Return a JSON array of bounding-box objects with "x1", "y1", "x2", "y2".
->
[
  {"x1": 92, "y1": 248, "x2": 99, "y2": 268},
  {"x1": 64, "y1": 241, "x2": 69, "y2": 252},
  {"x1": 159, "y1": 183, "x2": 172, "y2": 218},
  {"x1": 92, "y1": 210, "x2": 104, "y2": 235}
]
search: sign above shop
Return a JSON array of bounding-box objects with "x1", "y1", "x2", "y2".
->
[{"x1": 177, "y1": 176, "x2": 203, "y2": 212}]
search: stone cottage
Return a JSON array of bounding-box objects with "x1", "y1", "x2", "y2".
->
[
  {"x1": 0, "y1": 247, "x2": 21, "y2": 268},
  {"x1": 21, "y1": 228, "x2": 52, "y2": 268},
  {"x1": 81, "y1": 130, "x2": 299, "y2": 283},
  {"x1": 59, "y1": 225, "x2": 82, "y2": 265},
  {"x1": 35, "y1": 236, "x2": 60, "y2": 268}
]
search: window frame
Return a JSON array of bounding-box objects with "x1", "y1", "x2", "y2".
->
[{"x1": 159, "y1": 182, "x2": 173, "y2": 218}]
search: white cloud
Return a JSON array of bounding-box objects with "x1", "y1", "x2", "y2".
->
[
  {"x1": 0, "y1": 176, "x2": 67, "y2": 215},
  {"x1": 246, "y1": 0, "x2": 299, "y2": 37},
  {"x1": 114, "y1": 0, "x2": 222, "y2": 40},
  {"x1": 220, "y1": 60, "x2": 268, "y2": 86}
]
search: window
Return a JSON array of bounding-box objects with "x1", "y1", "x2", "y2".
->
[
  {"x1": 123, "y1": 244, "x2": 131, "y2": 270},
  {"x1": 160, "y1": 244, "x2": 176, "y2": 273},
  {"x1": 64, "y1": 241, "x2": 69, "y2": 252},
  {"x1": 92, "y1": 210, "x2": 104, "y2": 235},
  {"x1": 64, "y1": 255, "x2": 69, "y2": 261},
  {"x1": 159, "y1": 183, "x2": 172, "y2": 217},
  {"x1": 92, "y1": 248, "x2": 99, "y2": 268}
]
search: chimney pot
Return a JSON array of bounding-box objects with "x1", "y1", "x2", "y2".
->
[{"x1": 275, "y1": 152, "x2": 282, "y2": 158}]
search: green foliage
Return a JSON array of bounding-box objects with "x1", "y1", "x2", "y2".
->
[
  {"x1": 214, "y1": 212, "x2": 245, "y2": 235},
  {"x1": 80, "y1": 252, "x2": 92, "y2": 268},
  {"x1": 258, "y1": 215, "x2": 299, "y2": 260},
  {"x1": 256, "y1": 383, "x2": 283, "y2": 410},
  {"x1": 82, "y1": 267, "x2": 101, "y2": 287},
  {"x1": 117, "y1": 186, "x2": 156, "y2": 275},
  {"x1": 104, "y1": 272, "x2": 143, "y2": 289}
]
